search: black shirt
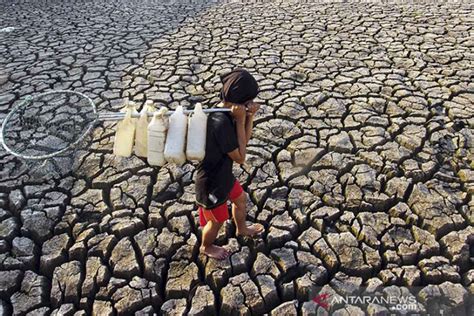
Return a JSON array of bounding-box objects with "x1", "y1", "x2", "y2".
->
[{"x1": 195, "y1": 111, "x2": 239, "y2": 209}]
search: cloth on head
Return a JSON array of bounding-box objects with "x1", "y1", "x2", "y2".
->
[{"x1": 219, "y1": 68, "x2": 259, "y2": 104}]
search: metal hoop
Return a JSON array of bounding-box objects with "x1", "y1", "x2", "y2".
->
[{"x1": 1, "y1": 90, "x2": 97, "y2": 160}]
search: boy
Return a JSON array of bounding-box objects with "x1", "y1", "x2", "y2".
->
[{"x1": 195, "y1": 68, "x2": 264, "y2": 260}]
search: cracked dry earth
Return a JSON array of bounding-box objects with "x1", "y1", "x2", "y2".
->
[{"x1": 0, "y1": 0, "x2": 473, "y2": 315}]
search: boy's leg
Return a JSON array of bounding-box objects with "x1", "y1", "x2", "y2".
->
[
  {"x1": 199, "y1": 204, "x2": 231, "y2": 260},
  {"x1": 200, "y1": 220, "x2": 230, "y2": 260},
  {"x1": 231, "y1": 192, "x2": 247, "y2": 233},
  {"x1": 231, "y1": 190, "x2": 264, "y2": 237}
]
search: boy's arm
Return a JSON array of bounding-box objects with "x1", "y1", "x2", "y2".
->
[
  {"x1": 245, "y1": 114, "x2": 253, "y2": 144},
  {"x1": 244, "y1": 102, "x2": 259, "y2": 144},
  {"x1": 228, "y1": 106, "x2": 247, "y2": 165},
  {"x1": 235, "y1": 118, "x2": 247, "y2": 163}
]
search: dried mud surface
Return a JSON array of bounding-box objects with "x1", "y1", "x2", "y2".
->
[{"x1": 0, "y1": 0, "x2": 473, "y2": 315}]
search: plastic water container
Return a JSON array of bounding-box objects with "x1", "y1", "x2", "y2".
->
[
  {"x1": 135, "y1": 100, "x2": 155, "y2": 157},
  {"x1": 113, "y1": 108, "x2": 136, "y2": 157},
  {"x1": 120, "y1": 100, "x2": 139, "y2": 116},
  {"x1": 164, "y1": 105, "x2": 187, "y2": 165},
  {"x1": 147, "y1": 108, "x2": 168, "y2": 166},
  {"x1": 120, "y1": 100, "x2": 139, "y2": 130},
  {"x1": 186, "y1": 103, "x2": 207, "y2": 161}
]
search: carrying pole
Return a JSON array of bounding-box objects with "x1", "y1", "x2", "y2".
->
[{"x1": 98, "y1": 108, "x2": 232, "y2": 121}]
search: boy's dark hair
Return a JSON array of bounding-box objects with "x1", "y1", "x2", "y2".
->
[{"x1": 219, "y1": 68, "x2": 259, "y2": 105}]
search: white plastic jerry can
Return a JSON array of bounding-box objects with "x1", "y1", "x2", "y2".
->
[
  {"x1": 120, "y1": 100, "x2": 139, "y2": 117},
  {"x1": 135, "y1": 100, "x2": 156, "y2": 158},
  {"x1": 120, "y1": 100, "x2": 139, "y2": 130},
  {"x1": 186, "y1": 103, "x2": 207, "y2": 161},
  {"x1": 147, "y1": 108, "x2": 168, "y2": 166},
  {"x1": 164, "y1": 105, "x2": 187, "y2": 165},
  {"x1": 113, "y1": 108, "x2": 136, "y2": 157}
]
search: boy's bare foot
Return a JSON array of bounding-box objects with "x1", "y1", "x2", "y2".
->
[
  {"x1": 200, "y1": 245, "x2": 230, "y2": 260},
  {"x1": 237, "y1": 223, "x2": 264, "y2": 237}
]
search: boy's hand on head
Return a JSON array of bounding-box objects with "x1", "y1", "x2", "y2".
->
[
  {"x1": 231, "y1": 104, "x2": 246, "y2": 123},
  {"x1": 246, "y1": 102, "x2": 260, "y2": 117}
]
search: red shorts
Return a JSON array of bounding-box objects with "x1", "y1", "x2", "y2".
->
[{"x1": 198, "y1": 180, "x2": 244, "y2": 227}]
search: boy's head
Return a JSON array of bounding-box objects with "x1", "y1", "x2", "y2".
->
[{"x1": 220, "y1": 68, "x2": 259, "y2": 106}]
